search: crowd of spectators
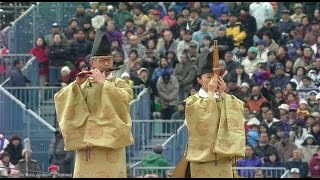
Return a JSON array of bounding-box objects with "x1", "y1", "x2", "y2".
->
[{"x1": 4, "y1": 1, "x2": 320, "y2": 178}]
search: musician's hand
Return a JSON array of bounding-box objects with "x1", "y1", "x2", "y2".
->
[
  {"x1": 217, "y1": 76, "x2": 226, "y2": 97},
  {"x1": 208, "y1": 74, "x2": 218, "y2": 94},
  {"x1": 76, "y1": 67, "x2": 91, "y2": 85},
  {"x1": 90, "y1": 69, "x2": 105, "y2": 84}
]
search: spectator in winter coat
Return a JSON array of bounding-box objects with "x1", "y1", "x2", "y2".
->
[
  {"x1": 274, "y1": 131, "x2": 298, "y2": 162},
  {"x1": 162, "y1": 8, "x2": 176, "y2": 28},
  {"x1": 278, "y1": 9, "x2": 296, "y2": 35},
  {"x1": 49, "y1": 130, "x2": 74, "y2": 174},
  {"x1": 45, "y1": 23, "x2": 68, "y2": 46},
  {"x1": 252, "y1": 63, "x2": 271, "y2": 86},
  {"x1": 186, "y1": 9, "x2": 202, "y2": 33},
  {"x1": 289, "y1": 121, "x2": 308, "y2": 149},
  {"x1": 174, "y1": 53, "x2": 197, "y2": 102},
  {"x1": 68, "y1": 28, "x2": 92, "y2": 65},
  {"x1": 293, "y1": 47, "x2": 316, "y2": 73},
  {"x1": 241, "y1": 47, "x2": 264, "y2": 75},
  {"x1": 238, "y1": 6, "x2": 257, "y2": 48},
  {"x1": 255, "y1": 132, "x2": 277, "y2": 163},
  {"x1": 158, "y1": 30, "x2": 178, "y2": 59},
  {"x1": 156, "y1": 73, "x2": 179, "y2": 120},
  {"x1": 29, "y1": 37, "x2": 48, "y2": 87},
  {"x1": 236, "y1": 145, "x2": 263, "y2": 178},
  {"x1": 290, "y1": 3, "x2": 307, "y2": 24},
  {"x1": 262, "y1": 150, "x2": 286, "y2": 178},
  {"x1": 286, "y1": 149, "x2": 309, "y2": 178},
  {"x1": 269, "y1": 64, "x2": 291, "y2": 90},
  {"x1": 304, "y1": 21, "x2": 320, "y2": 46},
  {"x1": 125, "y1": 35, "x2": 146, "y2": 60},
  {"x1": 141, "y1": 145, "x2": 169, "y2": 176},
  {"x1": 226, "y1": 11, "x2": 247, "y2": 48},
  {"x1": 46, "y1": 33, "x2": 71, "y2": 86},
  {"x1": 271, "y1": 90, "x2": 286, "y2": 119},
  {"x1": 256, "y1": 19, "x2": 281, "y2": 42},
  {"x1": 113, "y1": 2, "x2": 133, "y2": 30},
  {"x1": 4, "y1": 135, "x2": 23, "y2": 165},
  {"x1": 230, "y1": 64, "x2": 253, "y2": 88},
  {"x1": 213, "y1": 28, "x2": 234, "y2": 59},
  {"x1": 249, "y1": 2, "x2": 274, "y2": 30},
  {"x1": 146, "y1": 10, "x2": 168, "y2": 35},
  {"x1": 170, "y1": 14, "x2": 185, "y2": 40},
  {"x1": 208, "y1": 2, "x2": 228, "y2": 20},
  {"x1": 246, "y1": 123, "x2": 260, "y2": 148},
  {"x1": 73, "y1": 3, "x2": 91, "y2": 27},
  {"x1": 132, "y1": 4, "x2": 149, "y2": 27},
  {"x1": 299, "y1": 16, "x2": 312, "y2": 39},
  {"x1": 309, "y1": 147, "x2": 320, "y2": 177},
  {"x1": 0, "y1": 152, "x2": 15, "y2": 177},
  {"x1": 246, "y1": 85, "x2": 268, "y2": 113},
  {"x1": 263, "y1": 31, "x2": 280, "y2": 53},
  {"x1": 266, "y1": 51, "x2": 280, "y2": 75},
  {"x1": 298, "y1": 76, "x2": 319, "y2": 101},
  {"x1": 63, "y1": 18, "x2": 80, "y2": 40},
  {"x1": 207, "y1": 14, "x2": 221, "y2": 38},
  {"x1": 151, "y1": 57, "x2": 174, "y2": 84},
  {"x1": 300, "y1": 134, "x2": 319, "y2": 174},
  {"x1": 223, "y1": 51, "x2": 238, "y2": 73},
  {"x1": 192, "y1": 21, "x2": 214, "y2": 46}
]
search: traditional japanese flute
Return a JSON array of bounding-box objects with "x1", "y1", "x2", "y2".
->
[
  {"x1": 212, "y1": 40, "x2": 220, "y2": 76},
  {"x1": 76, "y1": 67, "x2": 121, "y2": 76}
]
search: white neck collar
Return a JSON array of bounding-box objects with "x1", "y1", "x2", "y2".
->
[{"x1": 198, "y1": 88, "x2": 219, "y2": 98}]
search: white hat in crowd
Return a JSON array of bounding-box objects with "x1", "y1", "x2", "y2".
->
[
  {"x1": 247, "y1": 117, "x2": 260, "y2": 126},
  {"x1": 316, "y1": 93, "x2": 320, "y2": 100},
  {"x1": 121, "y1": 72, "x2": 130, "y2": 79},
  {"x1": 278, "y1": 104, "x2": 289, "y2": 112},
  {"x1": 290, "y1": 168, "x2": 300, "y2": 174},
  {"x1": 299, "y1": 99, "x2": 308, "y2": 106},
  {"x1": 240, "y1": 82, "x2": 250, "y2": 88},
  {"x1": 309, "y1": 90, "x2": 318, "y2": 96},
  {"x1": 60, "y1": 66, "x2": 71, "y2": 75},
  {"x1": 312, "y1": 112, "x2": 320, "y2": 117}
]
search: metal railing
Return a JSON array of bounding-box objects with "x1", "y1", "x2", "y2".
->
[
  {"x1": 234, "y1": 166, "x2": 287, "y2": 178},
  {"x1": 131, "y1": 167, "x2": 174, "y2": 178},
  {"x1": 0, "y1": 86, "x2": 55, "y2": 171},
  {"x1": 161, "y1": 124, "x2": 187, "y2": 166},
  {"x1": 280, "y1": 170, "x2": 290, "y2": 178},
  {"x1": 126, "y1": 119, "x2": 183, "y2": 166},
  {"x1": 3, "y1": 86, "x2": 60, "y2": 126},
  {"x1": 0, "y1": 54, "x2": 32, "y2": 85},
  {"x1": 2, "y1": 86, "x2": 145, "y2": 126},
  {"x1": 130, "y1": 166, "x2": 289, "y2": 178}
]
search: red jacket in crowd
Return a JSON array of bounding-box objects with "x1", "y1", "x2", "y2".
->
[
  {"x1": 30, "y1": 47, "x2": 48, "y2": 75},
  {"x1": 309, "y1": 153, "x2": 320, "y2": 177}
]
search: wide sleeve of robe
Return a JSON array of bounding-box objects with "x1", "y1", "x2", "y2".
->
[{"x1": 54, "y1": 77, "x2": 134, "y2": 151}]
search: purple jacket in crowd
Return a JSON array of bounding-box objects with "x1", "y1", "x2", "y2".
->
[{"x1": 236, "y1": 155, "x2": 262, "y2": 178}]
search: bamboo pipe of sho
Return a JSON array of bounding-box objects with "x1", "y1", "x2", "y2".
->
[{"x1": 212, "y1": 40, "x2": 220, "y2": 76}]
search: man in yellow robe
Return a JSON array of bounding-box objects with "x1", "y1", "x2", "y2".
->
[
  {"x1": 173, "y1": 52, "x2": 246, "y2": 178},
  {"x1": 54, "y1": 29, "x2": 134, "y2": 178}
]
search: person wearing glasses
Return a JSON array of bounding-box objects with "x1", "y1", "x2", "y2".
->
[{"x1": 54, "y1": 30, "x2": 134, "y2": 178}]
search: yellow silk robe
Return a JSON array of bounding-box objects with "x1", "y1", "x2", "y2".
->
[
  {"x1": 173, "y1": 92, "x2": 246, "y2": 178},
  {"x1": 54, "y1": 76, "x2": 134, "y2": 178}
]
